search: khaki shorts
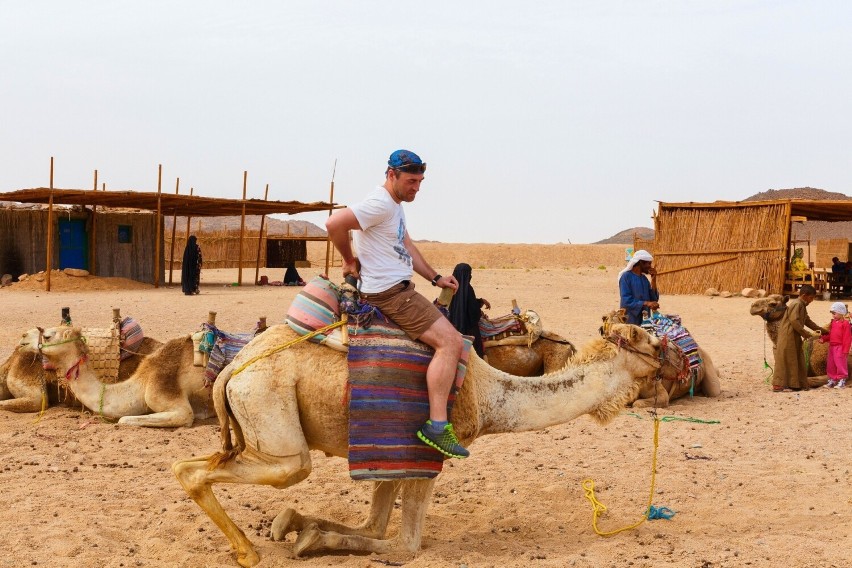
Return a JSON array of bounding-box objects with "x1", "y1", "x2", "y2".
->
[{"x1": 361, "y1": 281, "x2": 442, "y2": 340}]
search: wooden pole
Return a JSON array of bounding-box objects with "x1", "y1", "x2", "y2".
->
[
  {"x1": 779, "y1": 201, "x2": 793, "y2": 294},
  {"x1": 184, "y1": 187, "x2": 194, "y2": 239},
  {"x1": 45, "y1": 157, "x2": 55, "y2": 292},
  {"x1": 154, "y1": 164, "x2": 163, "y2": 288},
  {"x1": 168, "y1": 177, "x2": 180, "y2": 285},
  {"x1": 238, "y1": 171, "x2": 247, "y2": 285},
  {"x1": 324, "y1": 160, "x2": 337, "y2": 277},
  {"x1": 254, "y1": 183, "x2": 269, "y2": 285},
  {"x1": 90, "y1": 169, "x2": 98, "y2": 275}
]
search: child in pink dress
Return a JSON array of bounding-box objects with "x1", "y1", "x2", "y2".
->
[{"x1": 820, "y1": 302, "x2": 851, "y2": 388}]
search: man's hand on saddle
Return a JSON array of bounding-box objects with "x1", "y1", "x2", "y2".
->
[
  {"x1": 644, "y1": 300, "x2": 660, "y2": 311},
  {"x1": 342, "y1": 258, "x2": 361, "y2": 282}
]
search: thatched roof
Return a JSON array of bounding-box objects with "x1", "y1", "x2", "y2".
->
[
  {"x1": 660, "y1": 199, "x2": 852, "y2": 223},
  {"x1": 0, "y1": 187, "x2": 338, "y2": 217}
]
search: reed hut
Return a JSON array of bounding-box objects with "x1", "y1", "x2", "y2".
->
[
  {"x1": 640, "y1": 199, "x2": 852, "y2": 295},
  {"x1": 0, "y1": 186, "x2": 336, "y2": 291}
]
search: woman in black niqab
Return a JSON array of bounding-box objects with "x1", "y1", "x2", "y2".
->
[
  {"x1": 448, "y1": 263, "x2": 488, "y2": 356},
  {"x1": 181, "y1": 235, "x2": 202, "y2": 295}
]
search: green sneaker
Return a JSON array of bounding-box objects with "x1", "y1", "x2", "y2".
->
[{"x1": 417, "y1": 421, "x2": 469, "y2": 459}]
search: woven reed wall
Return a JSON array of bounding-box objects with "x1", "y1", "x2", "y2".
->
[
  {"x1": 166, "y1": 229, "x2": 267, "y2": 269},
  {"x1": 654, "y1": 203, "x2": 789, "y2": 294},
  {"x1": 0, "y1": 208, "x2": 52, "y2": 275}
]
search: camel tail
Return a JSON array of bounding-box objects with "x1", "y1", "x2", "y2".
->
[{"x1": 212, "y1": 363, "x2": 246, "y2": 456}]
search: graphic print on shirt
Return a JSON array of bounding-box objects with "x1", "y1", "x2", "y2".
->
[{"x1": 393, "y1": 218, "x2": 412, "y2": 266}]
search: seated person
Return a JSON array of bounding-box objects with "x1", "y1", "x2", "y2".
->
[
  {"x1": 790, "y1": 248, "x2": 808, "y2": 273},
  {"x1": 283, "y1": 262, "x2": 305, "y2": 286},
  {"x1": 831, "y1": 257, "x2": 846, "y2": 274}
]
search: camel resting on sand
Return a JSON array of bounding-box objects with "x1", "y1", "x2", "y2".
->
[
  {"x1": 484, "y1": 330, "x2": 575, "y2": 376},
  {"x1": 600, "y1": 310, "x2": 721, "y2": 408},
  {"x1": 0, "y1": 336, "x2": 161, "y2": 413},
  {"x1": 172, "y1": 322, "x2": 662, "y2": 567},
  {"x1": 20, "y1": 326, "x2": 212, "y2": 427},
  {"x1": 749, "y1": 294, "x2": 842, "y2": 387}
]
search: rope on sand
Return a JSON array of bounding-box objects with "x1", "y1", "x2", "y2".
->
[{"x1": 582, "y1": 412, "x2": 719, "y2": 536}]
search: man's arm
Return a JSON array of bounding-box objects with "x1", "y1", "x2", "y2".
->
[
  {"x1": 325, "y1": 209, "x2": 362, "y2": 278},
  {"x1": 404, "y1": 232, "x2": 458, "y2": 291}
]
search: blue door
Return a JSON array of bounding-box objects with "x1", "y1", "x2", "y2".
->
[{"x1": 58, "y1": 219, "x2": 88, "y2": 270}]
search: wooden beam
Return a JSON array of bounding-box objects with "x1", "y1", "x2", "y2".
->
[
  {"x1": 254, "y1": 183, "x2": 269, "y2": 285},
  {"x1": 154, "y1": 164, "x2": 162, "y2": 288},
  {"x1": 654, "y1": 246, "x2": 785, "y2": 256},
  {"x1": 45, "y1": 157, "x2": 55, "y2": 292},
  {"x1": 325, "y1": 160, "x2": 336, "y2": 277},
  {"x1": 168, "y1": 177, "x2": 180, "y2": 285},
  {"x1": 90, "y1": 169, "x2": 98, "y2": 276},
  {"x1": 238, "y1": 171, "x2": 247, "y2": 286},
  {"x1": 656, "y1": 255, "x2": 739, "y2": 276}
]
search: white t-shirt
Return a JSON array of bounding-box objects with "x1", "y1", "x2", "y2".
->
[{"x1": 349, "y1": 186, "x2": 413, "y2": 293}]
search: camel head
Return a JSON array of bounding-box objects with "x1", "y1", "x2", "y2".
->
[
  {"x1": 749, "y1": 294, "x2": 789, "y2": 322},
  {"x1": 20, "y1": 326, "x2": 86, "y2": 357},
  {"x1": 574, "y1": 323, "x2": 661, "y2": 424},
  {"x1": 599, "y1": 308, "x2": 627, "y2": 336}
]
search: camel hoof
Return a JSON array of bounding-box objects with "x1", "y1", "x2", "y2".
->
[
  {"x1": 271, "y1": 509, "x2": 300, "y2": 541},
  {"x1": 236, "y1": 546, "x2": 261, "y2": 567},
  {"x1": 293, "y1": 522, "x2": 321, "y2": 557}
]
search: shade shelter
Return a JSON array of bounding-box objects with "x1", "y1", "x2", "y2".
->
[
  {"x1": 643, "y1": 199, "x2": 852, "y2": 295},
  {"x1": 0, "y1": 184, "x2": 338, "y2": 291}
]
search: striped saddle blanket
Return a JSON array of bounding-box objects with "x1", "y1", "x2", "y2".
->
[
  {"x1": 641, "y1": 313, "x2": 703, "y2": 375},
  {"x1": 478, "y1": 313, "x2": 524, "y2": 339},
  {"x1": 202, "y1": 324, "x2": 256, "y2": 387},
  {"x1": 347, "y1": 317, "x2": 473, "y2": 481}
]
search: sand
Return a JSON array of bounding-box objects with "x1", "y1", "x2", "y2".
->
[{"x1": 0, "y1": 243, "x2": 849, "y2": 568}]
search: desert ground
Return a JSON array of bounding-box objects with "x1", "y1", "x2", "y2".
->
[{"x1": 0, "y1": 243, "x2": 849, "y2": 568}]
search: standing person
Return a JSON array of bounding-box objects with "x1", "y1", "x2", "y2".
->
[
  {"x1": 325, "y1": 149, "x2": 468, "y2": 459},
  {"x1": 773, "y1": 284, "x2": 825, "y2": 392},
  {"x1": 447, "y1": 263, "x2": 491, "y2": 357},
  {"x1": 181, "y1": 235, "x2": 202, "y2": 295},
  {"x1": 819, "y1": 302, "x2": 850, "y2": 389},
  {"x1": 618, "y1": 250, "x2": 659, "y2": 325}
]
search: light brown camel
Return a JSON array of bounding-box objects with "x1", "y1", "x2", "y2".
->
[
  {"x1": 749, "y1": 294, "x2": 841, "y2": 387},
  {"x1": 600, "y1": 310, "x2": 721, "y2": 407},
  {"x1": 172, "y1": 322, "x2": 662, "y2": 567},
  {"x1": 0, "y1": 336, "x2": 161, "y2": 413},
  {"x1": 484, "y1": 330, "x2": 575, "y2": 376},
  {"x1": 19, "y1": 326, "x2": 212, "y2": 427}
]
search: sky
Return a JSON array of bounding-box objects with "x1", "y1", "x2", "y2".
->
[{"x1": 2, "y1": 1, "x2": 850, "y2": 244}]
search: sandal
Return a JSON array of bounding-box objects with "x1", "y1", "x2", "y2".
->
[{"x1": 772, "y1": 385, "x2": 785, "y2": 392}]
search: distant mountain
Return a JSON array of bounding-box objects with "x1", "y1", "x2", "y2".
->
[
  {"x1": 742, "y1": 187, "x2": 852, "y2": 242},
  {"x1": 594, "y1": 226, "x2": 654, "y2": 245},
  {"x1": 165, "y1": 216, "x2": 326, "y2": 237}
]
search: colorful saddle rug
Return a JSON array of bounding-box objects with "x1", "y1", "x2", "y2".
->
[
  {"x1": 641, "y1": 313, "x2": 703, "y2": 374},
  {"x1": 119, "y1": 317, "x2": 145, "y2": 360},
  {"x1": 201, "y1": 324, "x2": 256, "y2": 388},
  {"x1": 285, "y1": 276, "x2": 341, "y2": 342},
  {"x1": 347, "y1": 319, "x2": 473, "y2": 481},
  {"x1": 478, "y1": 313, "x2": 524, "y2": 339}
]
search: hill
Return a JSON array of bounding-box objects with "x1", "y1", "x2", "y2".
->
[
  {"x1": 164, "y1": 215, "x2": 326, "y2": 237},
  {"x1": 594, "y1": 226, "x2": 654, "y2": 245},
  {"x1": 743, "y1": 187, "x2": 852, "y2": 242}
]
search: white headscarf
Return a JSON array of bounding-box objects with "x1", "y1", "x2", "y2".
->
[
  {"x1": 830, "y1": 302, "x2": 848, "y2": 315},
  {"x1": 618, "y1": 249, "x2": 653, "y2": 282}
]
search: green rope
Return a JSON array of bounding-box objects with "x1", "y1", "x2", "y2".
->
[{"x1": 625, "y1": 412, "x2": 720, "y2": 425}]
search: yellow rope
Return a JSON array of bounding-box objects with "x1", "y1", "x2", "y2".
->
[
  {"x1": 231, "y1": 320, "x2": 346, "y2": 377},
  {"x1": 582, "y1": 416, "x2": 660, "y2": 536}
]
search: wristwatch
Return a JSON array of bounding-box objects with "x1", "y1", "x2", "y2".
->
[{"x1": 431, "y1": 274, "x2": 442, "y2": 286}]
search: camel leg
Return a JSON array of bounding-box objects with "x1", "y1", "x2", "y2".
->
[
  {"x1": 173, "y1": 446, "x2": 312, "y2": 568},
  {"x1": 631, "y1": 381, "x2": 671, "y2": 408},
  {"x1": 294, "y1": 478, "x2": 435, "y2": 557},
  {"x1": 0, "y1": 395, "x2": 44, "y2": 413},
  {"x1": 117, "y1": 404, "x2": 195, "y2": 428},
  {"x1": 698, "y1": 349, "x2": 721, "y2": 397},
  {"x1": 271, "y1": 480, "x2": 400, "y2": 542},
  {"x1": 808, "y1": 375, "x2": 829, "y2": 388}
]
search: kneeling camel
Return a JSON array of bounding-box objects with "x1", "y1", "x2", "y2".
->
[
  {"x1": 172, "y1": 322, "x2": 662, "y2": 567},
  {"x1": 20, "y1": 326, "x2": 212, "y2": 427}
]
